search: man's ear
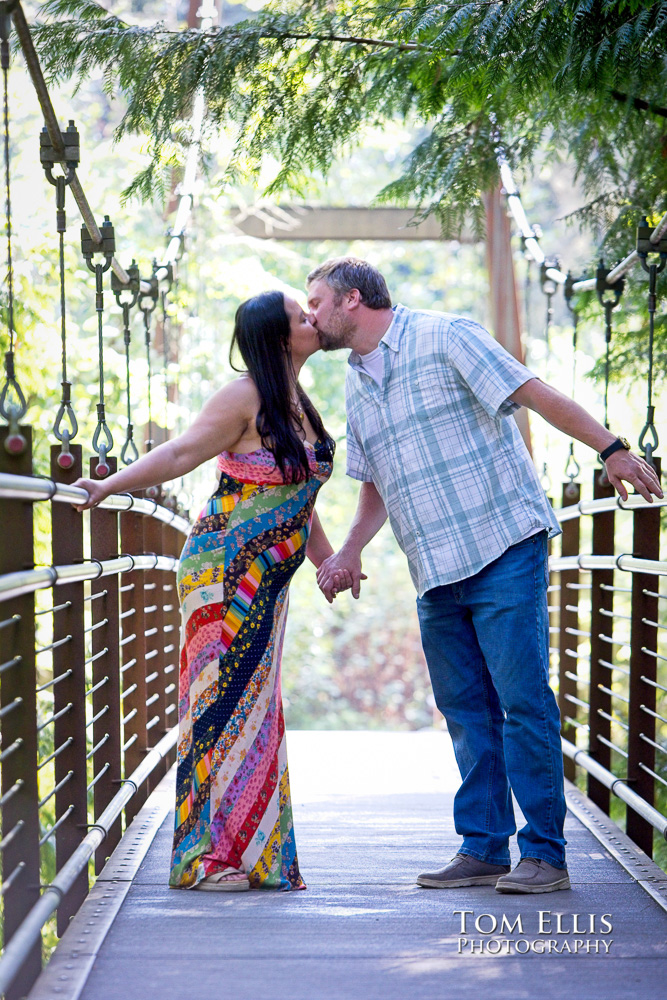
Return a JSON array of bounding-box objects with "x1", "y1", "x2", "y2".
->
[{"x1": 347, "y1": 288, "x2": 362, "y2": 310}]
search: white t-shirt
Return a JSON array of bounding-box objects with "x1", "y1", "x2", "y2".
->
[{"x1": 357, "y1": 345, "x2": 385, "y2": 386}]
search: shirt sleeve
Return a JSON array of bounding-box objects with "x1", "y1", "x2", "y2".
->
[
  {"x1": 345, "y1": 419, "x2": 374, "y2": 482},
  {"x1": 446, "y1": 317, "x2": 536, "y2": 419}
]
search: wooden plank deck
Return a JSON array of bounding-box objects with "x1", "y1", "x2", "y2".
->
[{"x1": 29, "y1": 732, "x2": 667, "y2": 1000}]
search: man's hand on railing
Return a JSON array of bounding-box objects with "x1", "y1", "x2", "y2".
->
[{"x1": 604, "y1": 450, "x2": 663, "y2": 504}]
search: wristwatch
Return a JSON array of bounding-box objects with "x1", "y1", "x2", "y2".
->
[{"x1": 600, "y1": 436, "x2": 631, "y2": 462}]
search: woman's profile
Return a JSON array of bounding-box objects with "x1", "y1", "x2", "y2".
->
[{"x1": 73, "y1": 290, "x2": 343, "y2": 891}]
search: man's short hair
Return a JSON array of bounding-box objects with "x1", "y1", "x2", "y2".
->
[{"x1": 306, "y1": 257, "x2": 392, "y2": 310}]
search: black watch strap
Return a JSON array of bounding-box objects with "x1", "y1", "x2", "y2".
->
[{"x1": 600, "y1": 436, "x2": 631, "y2": 462}]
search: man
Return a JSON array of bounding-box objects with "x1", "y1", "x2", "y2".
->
[{"x1": 306, "y1": 256, "x2": 662, "y2": 895}]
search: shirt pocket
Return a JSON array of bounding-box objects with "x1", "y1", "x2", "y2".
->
[{"x1": 395, "y1": 367, "x2": 454, "y2": 429}]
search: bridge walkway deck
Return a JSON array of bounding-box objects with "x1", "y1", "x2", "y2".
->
[{"x1": 28, "y1": 732, "x2": 667, "y2": 1000}]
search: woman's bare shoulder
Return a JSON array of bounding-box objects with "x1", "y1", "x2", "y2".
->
[{"x1": 207, "y1": 375, "x2": 259, "y2": 412}]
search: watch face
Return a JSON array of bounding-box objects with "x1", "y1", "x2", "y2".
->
[{"x1": 619, "y1": 436, "x2": 631, "y2": 450}]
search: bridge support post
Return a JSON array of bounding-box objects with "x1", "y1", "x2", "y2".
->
[
  {"x1": 119, "y1": 500, "x2": 149, "y2": 825},
  {"x1": 0, "y1": 426, "x2": 42, "y2": 1000},
  {"x1": 558, "y1": 482, "x2": 581, "y2": 782},
  {"x1": 143, "y1": 490, "x2": 168, "y2": 790},
  {"x1": 627, "y1": 459, "x2": 661, "y2": 856},
  {"x1": 89, "y1": 458, "x2": 122, "y2": 873},
  {"x1": 50, "y1": 444, "x2": 89, "y2": 934},
  {"x1": 162, "y1": 520, "x2": 182, "y2": 769},
  {"x1": 587, "y1": 468, "x2": 616, "y2": 813}
]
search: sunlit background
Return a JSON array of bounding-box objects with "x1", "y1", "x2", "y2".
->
[{"x1": 8, "y1": 0, "x2": 652, "y2": 733}]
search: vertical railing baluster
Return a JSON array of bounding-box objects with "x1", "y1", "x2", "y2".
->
[
  {"x1": 119, "y1": 501, "x2": 148, "y2": 824},
  {"x1": 163, "y1": 518, "x2": 182, "y2": 770},
  {"x1": 627, "y1": 459, "x2": 662, "y2": 855},
  {"x1": 559, "y1": 482, "x2": 581, "y2": 782},
  {"x1": 143, "y1": 492, "x2": 168, "y2": 789},
  {"x1": 0, "y1": 426, "x2": 42, "y2": 1000},
  {"x1": 89, "y1": 458, "x2": 122, "y2": 873},
  {"x1": 50, "y1": 444, "x2": 88, "y2": 934},
  {"x1": 587, "y1": 469, "x2": 616, "y2": 813}
]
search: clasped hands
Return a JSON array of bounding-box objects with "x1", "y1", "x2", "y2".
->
[{"x1": 316, "y1": 546, "x2": 367, "y2": 604}]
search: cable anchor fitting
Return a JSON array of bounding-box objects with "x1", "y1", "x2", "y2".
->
[
  {"x1": 635, "y1": 217, "x2": 667, "y2": 468},
  {"x1": 53, "y1": 380, "x2": 78, "y2": 469},
  {"x1": 40, "y1": 120, "x2": 79, "y2": 191},
  {"x1": 92, "y1": 404, "x2": 113, "y2": 478},
  {"x1": 564, "y1": 443, "x2": 581, "y2": 497}
]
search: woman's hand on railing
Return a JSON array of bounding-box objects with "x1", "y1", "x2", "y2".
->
[
  {"x1": 70, "y1": 477, "x2": 112, "y2": 511},
  {"x1": 604, "y1": 450, "x2": 663, "y2": 503}
]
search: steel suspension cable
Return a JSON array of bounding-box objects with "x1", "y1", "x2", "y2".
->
[
  {"x1": 41, "y1": 121, "x2": 80, "y2": 468},
  {"x1": 81, "y1": 216, "x2": 115, "y2": 476},
  {"x1": 112, "y1": 261, "x2": 141, "y2": 465},
  {"x1": 636, "y1": 218, "x2": 666, "y2": 468},
  {"x1": 595, "y1": 261, "x2": 625, "y2": 432},
  {"x1": 0, "y1": 6, "x2": 25, "y2": 453}
]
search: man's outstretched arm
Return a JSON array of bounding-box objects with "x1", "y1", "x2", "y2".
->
[
  {"x1": 510, "y1": 378, "x2": 663, "y2": 502},
  {"x1": 316, "y1": 481, "x2": 387, "y2": 603}
]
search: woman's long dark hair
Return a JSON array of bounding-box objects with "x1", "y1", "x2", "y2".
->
[{"x1": 229, "y1": 290, "x2": 335, "y2": 482}]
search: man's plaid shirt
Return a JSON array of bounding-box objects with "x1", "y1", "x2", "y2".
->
[{"x1": 345, "y1": 304, "x2": 561, "y2": 597}]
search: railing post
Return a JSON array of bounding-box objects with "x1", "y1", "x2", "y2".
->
[
  {"x1": 50, "y1": 444, "x2": 89, "y2": 934},
  {"x1": 143, "y1": 491, "x2": 168, "y2": 789},
  {"x1": 162, "y1": 518, "x2": 182, "y2": 768},
  {"x1": 559, "y1": 481, "x2": 581, "y2": 782},
  {"x1": 119, "y1": 500, "x2": 149, "y2": 824},
  {"x1": 627, "y1": 459, "x2": 662, "y2": 856},
  {"x1": 89, "y1": 458, "x2": 122, "y2": 873},
  {"x1": 587, "y1": 468, "x2": 616, "y2": 813},
  {"x1": 0, "y1": 426, "x2": 42, "y2": 1000}
]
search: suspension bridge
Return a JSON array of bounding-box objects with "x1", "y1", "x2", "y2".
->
[{"x1": 1, "y1": 2, "x2": 667, "y2": 998}]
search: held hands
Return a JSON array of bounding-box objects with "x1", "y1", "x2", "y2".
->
[
  {"x1": 604, "y1": 450, "x2": 663, "y2": 503},
  {"x1": 316, "y1": 546, "x2": 368, "y2": 604}
]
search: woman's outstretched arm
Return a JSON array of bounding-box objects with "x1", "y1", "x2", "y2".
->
[{"x1": 72, "y1": 378, "x2": 257, "y2": 510}]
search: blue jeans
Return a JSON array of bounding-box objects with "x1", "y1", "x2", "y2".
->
[{"x1": 416, "y1": 531, "x2": 567, "y2": 867}]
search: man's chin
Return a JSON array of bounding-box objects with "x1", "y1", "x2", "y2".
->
[{"x1": 317, "y1": 332, "x2": 344, "y2": 352}]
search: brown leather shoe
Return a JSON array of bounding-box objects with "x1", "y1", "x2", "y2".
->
[
  {"x1": 417, "y1": 853, "x2": 511, "y2": 888},
  {"x1": 495, "y1": 857, "x2": 570, "y2": 894}
]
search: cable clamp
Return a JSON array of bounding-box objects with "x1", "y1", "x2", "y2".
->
[
  {"x1": 33, "y1": 476, "x2": 58, "y2": 502},
  {"x1": 88, "y1": 559, "x2": 105, "y2": 581}
]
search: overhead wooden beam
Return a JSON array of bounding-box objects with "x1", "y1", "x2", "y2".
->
[{"x1": 231, "y1": 206, "x2": 476, "y2": 242}]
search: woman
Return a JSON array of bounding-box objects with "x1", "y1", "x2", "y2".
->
[{"x1": 73, "y1": 290, "x2": 344, "y2": 892}]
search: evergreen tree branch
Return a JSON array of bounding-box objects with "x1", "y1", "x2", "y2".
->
[{"x1": 610, "y1": 89, "x2": 667, "y2": 120}]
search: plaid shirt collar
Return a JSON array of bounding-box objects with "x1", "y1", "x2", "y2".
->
[{"x1": 347, "y1": 304, "x2": 406, "y2": 369}]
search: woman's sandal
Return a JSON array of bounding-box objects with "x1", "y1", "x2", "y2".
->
[{"x1": 195, "y1": 868, "x2": 250, "y2": 892}]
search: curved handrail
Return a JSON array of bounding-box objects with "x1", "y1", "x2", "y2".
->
[
  {"x1": 0, "y1": 473, "x2": 190, "y2": 534},
  {"x1": 549, "y1": 552, "x2": 667, "y2": 576},
  {"x1": 554, "y1": 492, "x2": 667, "y2": 522},
  {"x1": 0, "y1": 726, "x2": 177, "y2": 997},
  {"x1": 0, "y1": 554, "x2": 179, "y2": 603}
]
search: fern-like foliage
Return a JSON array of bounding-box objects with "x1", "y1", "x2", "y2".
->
[{"x1": 30, "y1": 0, "x2": 667, "y2": 250}]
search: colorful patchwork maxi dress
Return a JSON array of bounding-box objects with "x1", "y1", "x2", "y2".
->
[{"x1": 169, "y1": 439, "x2": 332, "y2": 891}]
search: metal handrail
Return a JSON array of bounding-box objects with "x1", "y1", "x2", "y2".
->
[
  {"x1": 0, "y1": 727, "x2": 177, "y2": 997},
  {"x1": 0, "y1": 555, "x2": 179, "y2": 603},
  {"x1": 550, "y1": 553, "x2": 667, "y2": 576},
  {"x1": 562, "y1": 738, "x2": 667, "y2": 839},
  {"x1": 0, "y1": 474, "x2": 190, "y2": 534},
  {"x1": 555, "y1": 493, "x2": 667, "y2": 522}
]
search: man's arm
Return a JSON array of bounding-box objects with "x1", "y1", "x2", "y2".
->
[
  {"x1": 510, "y1": 379, "x2": 663, "y2": 502},
  {"x1": 316, "y1": 481, "x2": 387, "y2": 603}
]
